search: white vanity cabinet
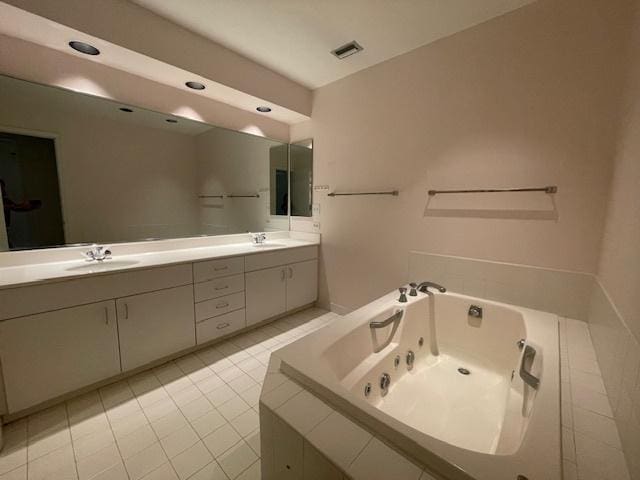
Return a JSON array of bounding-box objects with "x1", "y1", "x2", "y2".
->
[
  {"x1": 245, "y1": 266, "x2": 288, "y2": 325},
  {"x1": 286, "y1": 259, "x2": 318, "y2": 311},
  {"x1": 0, "y1": 301, "x2": 121, "y2": 412},
  {"x1": 0, "y1": 242, "x2": 318, "y2": 416},
  {"x1": 116, "y1": 285, "x2": 196, "y2": 371},
  {"x1": 245, "y1": 246, "x2": 318, "y2": 326}
]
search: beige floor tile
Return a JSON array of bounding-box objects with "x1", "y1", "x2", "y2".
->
[
  {"x1": 0, "y1": 466, "x2": 26, "y2": 480},
  {"x1": 170, "y1": 442, "x2": 213, "y2": 480},
  {"x1": 117, "y1": 425, "x2": 158, "y2": 460},
  {"x1": 140, "y1": 464, "x2": 177, "y2": 480},
  {"x1": 190, "y1": 410, "x2": 227, "y2": 439},
  {"x1": 202, "y1": 424, "x2": 241, "y2": 458},
  {"x1": 76, "y1": 443, "x2": 121, "y2": 480},
  {"x1": 218, "y1": 441, "x2": 257, "y2": 480},
  {"x1": 151, "y1": 411, "x2": 189, "y2": 440},
  {"x1": 218, "y1": 397, "x2": 250, "y2": 422},
  {"x1": 574, "y1": 432, "x2": 629, "y2": 480},
  {"x1": 90, "y1": 463, "x2": 128, "y2": 480},
  {"x1": 72, "y1": 428, "x2": 116, "y2": 461},
  {"x1": 230, "y1": 410, "x2": 259, "y2": 438},
  {"x1": 187, "y1": 462, "x2": 228, "y2": 480},
  {"x1": 124, "y1": 443, "x2": 168, "y2": 480},
  {"x1": 27, "y1": 444, "x2": 77, "y2": 480},
  {"x1": 160, "y1": 425, "x2": 199, "y2": 459},
  {"x1": 179, "y1": 396, "x2": 214, "y2": 422}
]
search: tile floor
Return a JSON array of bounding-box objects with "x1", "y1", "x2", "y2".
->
[
  {"x1": 0, "y1": 308, "x2": 339, "y2": 480},
  {"x1": 0, "y1": 308, "x2": 630, "y2": 480}
]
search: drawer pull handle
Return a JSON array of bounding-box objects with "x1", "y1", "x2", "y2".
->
[
  {"x1": 104, "y1": 306, "x2": 109, "y2": 325},
  {"x1": 288, "y1": 267, "x2": 293, "y2": 279},
  {"x1": 216, "y1": 322, "x2": 230, "y2": 330},
  {"x1": 214, "y1": 266, "x2": 228, "y2": 271},
  {"x1": 216, "y1": 301, "x2": 230, "y2": 309},
  {"x1": 281, "y1": 269, "x2": 286, "y2": 281},
  {"x1": 214, "y1": 285, "x2": 229, "y2": 291},
  {"x1": 124, "y1": 303, "x2": 129, "y2": 320}
]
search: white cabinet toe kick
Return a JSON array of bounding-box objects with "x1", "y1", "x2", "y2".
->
[{"x1": 0, "y1": 245, "x2": 318, "y2": 419}]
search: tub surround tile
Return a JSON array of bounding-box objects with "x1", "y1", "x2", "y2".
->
[
  {"x1": 274, "y1": 390, "x2": 333, "y2": 435},
  {"x1": 348, "y1": 437, "x2": 422, "y2": 480},
  {"x1": 587, "y1": 280, "x2": 640, "y2": 479},
  {"x1": 307, "y1": 411, "x2": 373, "y2": 471},
  {"x1": 408, "y1": 251, "x2": 594, "y2": 320}
]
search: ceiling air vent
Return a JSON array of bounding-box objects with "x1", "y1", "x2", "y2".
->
[{"x1": 331, "y1": 41, "x2": 363, "y2": 59}]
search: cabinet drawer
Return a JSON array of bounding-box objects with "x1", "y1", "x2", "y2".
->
[
  {"x1": 194, "y1": 274, "x2": 244, "y2": 302},
  {"x1": 195, "y1": 291, "x2": 245, "y2": 322},
  {"x1": 244, "y1": 246, "x2": 317, "y2": 272},
  {"x1": 193, "y1": 257, "x2": 244, "y2": 283},
  {"x1": 196, "y1": 309, "x2": 246, "y2": 344}
]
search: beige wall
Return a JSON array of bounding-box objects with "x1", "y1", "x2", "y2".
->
[
  {"x1": 597, "y1": 7, "x2": 640, "y2": 342},
  {"x1": 292, "y1": 0, "x2": 632, "y2": 311}
]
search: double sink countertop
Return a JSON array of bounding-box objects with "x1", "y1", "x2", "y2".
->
[{"x1": 0, "y1": 233, "x2": 319, "y2": 290}]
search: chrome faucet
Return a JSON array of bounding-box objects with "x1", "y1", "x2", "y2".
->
[
  {"x1": 416, "y1": 281, "x2": 447, "y2": 295},
  {"x1": 249, "y1": 232, "x2": 267, "y2": 245},
  {"x1": 83, "y1": 245, "x2": 112, "y2": 262}
]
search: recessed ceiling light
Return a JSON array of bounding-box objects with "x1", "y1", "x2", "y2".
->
[
  {"x1": 69, "y1": 41, "x2": 100, "y2": 56},
  {"x1": 119, "y1": 107, "x2": 133, "y2": 113},
  {"x1": 166, "y1": 118, "x2": 178, "y2": 123},
  {"x1": 256, "y1": 106, "x2": 272, "y2": 113},
  {"x1": 185, "y1": 81, "x2": 205, "y2": 90}
]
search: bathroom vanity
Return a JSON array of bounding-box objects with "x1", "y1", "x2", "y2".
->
[{"x1": 0, "y1": 233, "x2": 318, "y2": 418}]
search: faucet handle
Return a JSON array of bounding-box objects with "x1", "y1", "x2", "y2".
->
[
  {"x1": 398, "y1": 287, "x2": 408, "y2": 303},
  {"x1": 409, "y1": 282, "x2": 418, "y2": 296}
]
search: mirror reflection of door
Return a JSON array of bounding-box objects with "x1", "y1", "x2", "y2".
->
[
  {"x1": 290, "y1": 140, "x2": 313, "y2": 217},
  {"x1": 269, "y1": 144, "x2": 289, "y2": 216},
  {"x1": 0, "y1": 132, "x2": 65, "y2": 250}
]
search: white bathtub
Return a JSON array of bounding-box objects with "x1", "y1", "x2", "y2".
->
[{"x1": 276, "y1": 289, "x2": 561, "y2": 480}]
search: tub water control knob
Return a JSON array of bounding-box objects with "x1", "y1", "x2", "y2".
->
[
  {"x1": 409, "y1": 283, "x2": 418, "y2": 296},
  {"x1": 398, "y1": 288, "x2": 408, "y2": 303},
  {"x1": 380, "y1": 373, "x2": 391, "y2": 395},
  {"x1": 406, "y1": 350, "x2": 415, "y2": 370}
]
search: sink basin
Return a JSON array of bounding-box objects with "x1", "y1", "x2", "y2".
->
[{"x1": 65, "y1": 259, "x2": 140, "y2": 273}]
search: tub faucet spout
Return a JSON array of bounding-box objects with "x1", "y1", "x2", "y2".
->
[{"x1": 417, "y1": 281, "x2": 446, "y2": 295}]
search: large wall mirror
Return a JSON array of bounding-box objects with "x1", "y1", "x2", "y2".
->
[{"x1": 0, "y1": 74, "x2": 311, "y2": 251}]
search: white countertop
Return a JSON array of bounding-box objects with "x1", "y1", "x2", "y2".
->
[{"x1": 0, "y1": 237, "x2": 318, "y2": 290}]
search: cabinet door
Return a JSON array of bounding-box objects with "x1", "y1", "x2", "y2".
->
[
  {"x1": 0, "y1": 301, "x2": 120, "y2": 413},
  {"x1": 286, "y1": 260, "x2": 318, "y2": 311},
  {"x1": 245, "y1": 266, "x2": 286, "y2": 326},
  {"x1": 117, "y1": 285, "x2": 195, "y2": 371}
]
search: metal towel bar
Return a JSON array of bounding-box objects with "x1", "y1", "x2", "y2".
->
[
  {"x1": 428, "y1": 186, "x2": 557, "y2": 196},
  {"x1": 227, "y1": 194, "x2": 260, "y2": 198},
  {"x1": 328, "y1": 190, "x2": 399, "y2": 197},
  {"x1": 198, "y1": 195, "x2": 224, "y2": 199}
]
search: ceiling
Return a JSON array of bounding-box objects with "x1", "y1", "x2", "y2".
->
[
  {"x1": 132, "y1": 0, "x2": 537, "y2": 89},
  {"x1": 0, "y1": 2, "x2": 309, "y2": 126}
]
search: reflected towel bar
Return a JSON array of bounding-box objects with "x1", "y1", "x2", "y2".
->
[
  {"x1": 198, "y1": 195, "x2": 224, "y2": 199},
  {"x1": 328, "y1": 190, "x2": 399, "y2": 197},
  {"x1": 227, "y1": 194, "x2": 260, "y2": 198},
  {"x1": 428, "y1": 186, "x2": 557, "y2": 196}
]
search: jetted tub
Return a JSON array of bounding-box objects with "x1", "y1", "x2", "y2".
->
[{"x1": 275, "y1": 289, "x2": 561, "y2": 480}]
